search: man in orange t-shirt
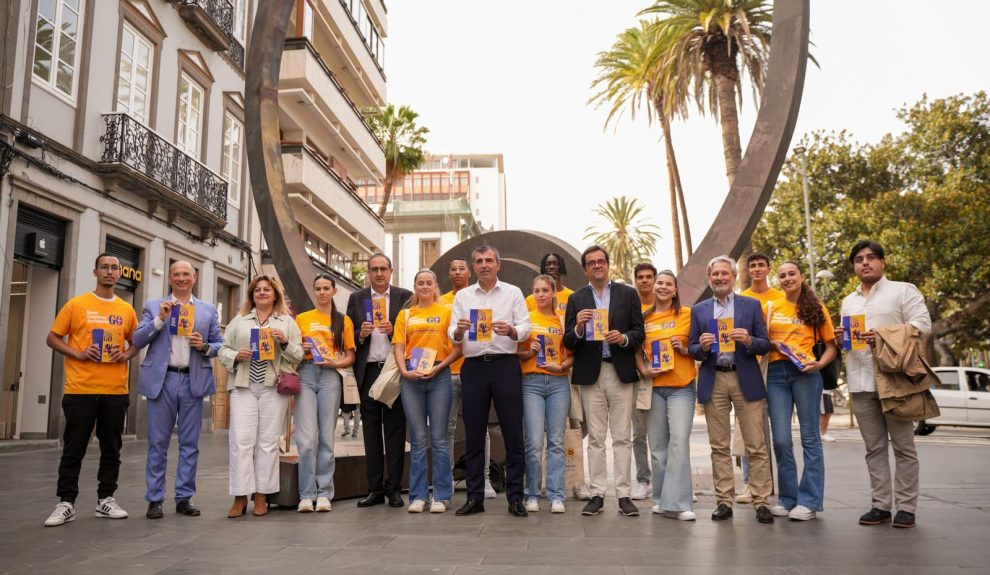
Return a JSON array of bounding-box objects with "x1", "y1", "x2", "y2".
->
[{"x1": 43, "y1": 254, "x2": 138, "y2": 527}]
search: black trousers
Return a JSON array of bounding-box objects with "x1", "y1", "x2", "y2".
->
[
  {"x1": 57, "y1": 394, "x2": 130, "y2": 503},
  {"x1": 460, "y1": 355, "x2": 524, "y2": 503},
  {"x1": 359, "y1": 362, "x2": 406, "y2": 495}
]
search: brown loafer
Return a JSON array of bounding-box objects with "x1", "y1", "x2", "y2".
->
[
  {"x1": 252, "y1": 493, "x2": 269, "y2": 516},
  {"x1": 227, "y1": 496, "x2": 248, "y2": 518}
]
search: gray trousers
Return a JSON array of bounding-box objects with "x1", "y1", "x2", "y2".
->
[
  {"x1": 632, "y1": 407, "x2": 651, "y2": 484},
  {"x1": 851, "y1": 391, "x2": 919, "y2": 513}
]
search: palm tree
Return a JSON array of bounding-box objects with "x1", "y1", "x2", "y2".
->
[
  {"x1": 590, "y1": 22, "x2": 693, "y2": 270},
  {"x1": 584, "y1": 196, "x2": 661, "y2": 282},
  {"x1": 364, "y1": 104, "x2": 429, "y2": 218},
  {"x1": 640, "y1": 0, "x2": 772, "y2": 186}
]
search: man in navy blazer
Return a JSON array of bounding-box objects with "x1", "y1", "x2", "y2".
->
[
  {"x1": 132, "y1": 261, "x2": 222, "y2": 519},
  {"x1": 689, "y1": 255, "x2": 774, "y2": 524}
]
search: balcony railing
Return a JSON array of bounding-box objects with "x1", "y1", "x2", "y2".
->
[
  {"x1": 99, "y1": 113, "x2": 228, "y2": 226},
  {"x1": 169, "y1": 0, "x2": 234, "y2": 51},
  {"x1": 226, "y1": 37, "x2": 244, "y2": 71},
  {"x1": 338, "y1": 0, "x2": 386, "y2": 76},
  {"x1": 283, "y1": 38, "x2": 385, "y2": 153}
]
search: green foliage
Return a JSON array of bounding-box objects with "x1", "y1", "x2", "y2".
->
[
  {"x1": 364, "y1": 104, "x2": 429, "y2": 217},
  {"x1": 753, "y1": 92, "x2": 990, "y2": 355},
  {"x1": 584, "y1": 196, "x2": 662, "y2": 283}
]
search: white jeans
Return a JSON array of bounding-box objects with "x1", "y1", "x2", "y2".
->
[
  {"x1": 581, "y1": 363, "x2": 634, "y2": 499},
  {"x1": 228, "y1": 381, "x2": 289, "y2": 496}
]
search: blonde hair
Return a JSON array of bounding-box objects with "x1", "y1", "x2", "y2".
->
[
  {"x1": 406, "y1": 269, "x2": 440, "y2": 308},
  {"x1": 240, "y1": 274, "x2": 290, "y2": 316},
  {"x1": 532, "y1": 274, "x2": 558, "y2": 313}
]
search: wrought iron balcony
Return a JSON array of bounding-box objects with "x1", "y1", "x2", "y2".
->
[
  {"x1": 99, "y1": 113, "x2": 228, "y2": 231},
  {"x1": 168, "y1": 0, "x2": 234, "y2": 51},
  {"x1": 226, "y1": 37, "x2": 244, "y2": 71}
]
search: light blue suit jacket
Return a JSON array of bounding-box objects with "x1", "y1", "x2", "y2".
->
[
  {"x1": 688, "y1": 294, "x2": 770, "y2": 404},
  {"x1": 132, "y1": 296, "x2": 223, "y2": 399}
]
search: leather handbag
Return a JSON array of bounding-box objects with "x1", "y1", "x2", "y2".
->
[
  {"x1": 368, "y1": 309, "x2": 407, "y2": 408},
  {"x1": 275, "y1": 371, "x2": 301, "y2": 396},
  {"x1": 814, "y1": 324, "x2": 841, "y2": 390}
]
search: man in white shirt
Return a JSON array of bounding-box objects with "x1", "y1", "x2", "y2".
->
[
  {"x1": 841, "y1": 240, "x2": 931, "y2": 529},
  {"x1": 449, "y1": 245, "x2": 531, "y2": 517}
]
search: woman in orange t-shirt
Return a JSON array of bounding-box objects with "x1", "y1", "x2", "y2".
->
[
  {"x1": 392, "y1": 269, "x2": 461, "y2": 513},
  {"x1": 293, "y1": 274, "x2": 356, "y2": 513},
  {"x1": 517, "y1": 275, "x2": 573, "y2": 513},
  {"x1": 635, "y1": 270, "x2": 697, "y2": 520},
  {"x1": 766, "y1": 261, "x2": 838, "y2": 521}
]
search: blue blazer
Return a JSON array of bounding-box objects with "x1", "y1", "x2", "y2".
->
[
  {"x1": 132, "y1": 297, "x2": 223, "y2": 399},
  {"x1": 688, "y1": 294, "x2": 770, "y2": 404}
]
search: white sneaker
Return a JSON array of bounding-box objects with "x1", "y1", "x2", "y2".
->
[
  {"x1": 551, "y1": 501, "x2": 565, "y2": 513},
  {"x1": 315, "y1": 497, "x2": 332, "y2": 512},
  {"x1": 573, "y1": 484, "x2": 592, "y2": 501},
  {"x1": 735, "y1": 485, "x2": 753, "y2": 504},
  {"x1": 95, "y1": 497, "x2": 128, "y2": 519},
  {"x1": 297, "y1": 499, "x2": 315, "y2": 513},
  {"x1": 821, "y1": 433, "x2": 836, "y2": 442},
  {"x1": 484, "y1": 479, "x2": 497, "y2": 499},
  {"x1": 524, "y1": 498, "x2": 540, "y2": 512},
  {"x1": 45, "y1": 502, "x2": 75, "y2": 527},
  {"x1": 769, "y1": 504, "x2": 790, "y2": 517},
  {"x1": 408, "y1": 499, "x2": 427, "y2": 513},
  {"x1": 651, "y1": 504, "x2": 664, "y2": 515},
  {"x1": 664, "y1": 510, "x2": 697, "y2": 521},
  {"x1": 429, "y1": 500, "x2": 446, "y2": 513},
  {"x1": 631, "y1": 482, "x2": 651, "y2": 500},
  {"x1": 788, "y1": 505, "x2": 816, "y2": 520}
]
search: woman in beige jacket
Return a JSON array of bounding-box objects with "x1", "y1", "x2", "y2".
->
[{"x1": 219, "y1": 274, "x2": 302, "y2": 517}]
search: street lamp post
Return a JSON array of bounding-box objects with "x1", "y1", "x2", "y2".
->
[{"x1": 794, "y1": 146, "x2": 816, "y2": 290}]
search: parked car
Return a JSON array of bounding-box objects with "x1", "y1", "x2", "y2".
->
[{"x1": 915, "y1": 367, "x2": 990, "y2": 435}]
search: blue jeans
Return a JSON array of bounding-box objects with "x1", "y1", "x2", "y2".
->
[
  {"x1": 767, "y1": 361, "x2": 825, "y2": 511},
  {"x1": 295, "y1": 362, "x2": 342, "y2": 500},
  {"x1": 646, "y1": 382, "x2": 696, "y2": 512},
  {"x1": 521, "y1": 373, "x2": 570, "y2": 503},
  {"x1": 401, "y1": 368, "x2": 453, "y2": 503}
]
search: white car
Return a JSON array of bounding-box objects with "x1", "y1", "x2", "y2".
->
[{"x1": 915, "y1": 366, "x2": 990, "y2": 435}]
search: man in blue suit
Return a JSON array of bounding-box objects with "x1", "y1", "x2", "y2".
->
[
  {"x1": 132, "y1": 261, "x2": 222, "y2": 519},
  {"x1": 689, "y1": 255, "x2": 774, "y2": 524}
]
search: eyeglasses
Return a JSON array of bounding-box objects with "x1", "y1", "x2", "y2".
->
[
  {"x1": 368, "y1": 266, "x2": 390, "y2": 274},
  {"x1": 584, "y1": 259, "x2": 608, "y2": 268}
]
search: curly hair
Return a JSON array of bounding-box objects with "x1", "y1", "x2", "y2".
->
[{"x1": 783, "y1": 261, "x2": 826, "y2": 327}]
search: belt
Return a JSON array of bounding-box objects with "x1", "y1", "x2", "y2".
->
[
  {"x1": 368, "y1": 361, "x2": 387, "y2": 368},
  {"x1": 166, "y1": 366, "x2": 190, "y2": 374},
  {"x1": 714, "y1": 364, "x2": 737, "y2": 372},
  {"x1": 602, "y1": 356, "x2": 613, "y2": 363},
  {"x1": 468, "y1": 353, "x2": 514, "y2": 362}
]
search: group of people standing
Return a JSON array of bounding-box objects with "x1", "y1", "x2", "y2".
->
[{"x1": 43, "y1": 238, "x2": 930, "y2": 531}]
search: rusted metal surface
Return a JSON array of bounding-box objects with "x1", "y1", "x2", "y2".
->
[
  {"x1": 429, "y1": 230, "x2": 585, "y2": 293},
  {"x1": 678, "y1": 0, "x2": 810, "y2": 304},
  {"x1": 244, "y1": 0, "x2": 315, "y2": 310}
]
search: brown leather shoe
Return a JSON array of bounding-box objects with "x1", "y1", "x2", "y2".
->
[
  {"x1": 227, "y1": 496, "x2": 248, "y2": 518},
  {"x1": 252, "y1": 493, "x2": 269, "y2": 516}
]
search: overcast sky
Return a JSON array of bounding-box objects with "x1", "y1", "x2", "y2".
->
[{"x1": 384, "y1": 0, "x2": 989, "y2": 271}]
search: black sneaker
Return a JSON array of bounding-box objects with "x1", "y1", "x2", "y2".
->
[
  {"x1": 581, "y1": 496, "x2": 604, "y2": 516},
  {"x1": 858, "y1": 507, "x2": 892, "y2": 525},
  {"x1": 618, "y1": 497, "x2": 639, "y2": 516},
  {"x1": 892, "y1": 510, "x2": 915, "y2": 528},
  {"x1": 146, "y1": 501, "x2": 164, "y2": 520}
]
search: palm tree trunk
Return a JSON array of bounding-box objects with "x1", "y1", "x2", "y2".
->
[
  {"x1": 669, "y1": 137, "x2": 692, "y2": 256},
  {"x1": 377, "y1": 178, "x2": 394, "y2": 219},
  {"x1": 660, "y1": 115, "x2": 683, "y2": 271},
  {"x1": 713, "y1": 72, "x2": 743, "y2": 186}
]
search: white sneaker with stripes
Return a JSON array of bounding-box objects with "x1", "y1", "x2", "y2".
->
[
  {"x1": 95, "y1": 497, "x2": 128, "y2": 519},
  {"x1": 44, "y1": 501, "x2": 75, "y2": 527}
]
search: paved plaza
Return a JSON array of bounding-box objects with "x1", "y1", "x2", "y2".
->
[{"x1": 1, "y1": 417, "x2": 988, "y2": 575}]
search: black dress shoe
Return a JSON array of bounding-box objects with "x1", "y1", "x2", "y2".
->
[
  {"x1": 711, "y1": 503, "x2": 733, "y2": 521},
  {"x1": 357, "y1": 492, "x2": 386, "y2": 508},
  {"x1": 892, "y1": 510, "x2": 915, "y2": 528},
  {"x1": 618, "y1": 497, "x2": 639, "y2": 517},
  {"x1": 755, "y1": 506, "x2": 774, "y2": 524},
  {"x1": 146, "y1": 501, "x2": 163, "y2": 520},
  {"x1": 581, "y1": 496, "x2": 604, "y2": 516},
  {"x1": 175, "y1": 498, "x2": 200, "y2": 517},
  {"x1": 455, "y1": 500, "x2": 486, "y2": 516},
  {"x1": 508, "y1": 501, "x2": 528, "y2": 517},
  {"x1": 387, "y1": 492, "x2": 404, "y2": 508},
  {"x1": 858, "y1": 507, "x2": 892, "y2": 525}
]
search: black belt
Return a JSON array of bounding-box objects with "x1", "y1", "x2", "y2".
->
[
  {"x1": 468, "y1": 353, "x2": 514, "y2": 362},
  {"x1": 368, "y1": 361, "x2": 387, "y2": 368},
  {"x1": 602, "y1": 356, "x2": 613, "y2": 363},
  {"x1": 714, "y1": 364, "x2": 737, "y2": 372},
  {"x1": 167, "y1": 366, "x2": 190, "y2": 374}
]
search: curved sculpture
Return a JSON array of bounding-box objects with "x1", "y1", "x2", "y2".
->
[
  {"x1": 677, "y1": 0, "x2": 810, "y2": 304},
  {"x1": 429, "y1": 230, "x2": 584, "y2": 293},
  {"x1": 244, "y1": 0, "x2": 315, "y2": 310}
]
